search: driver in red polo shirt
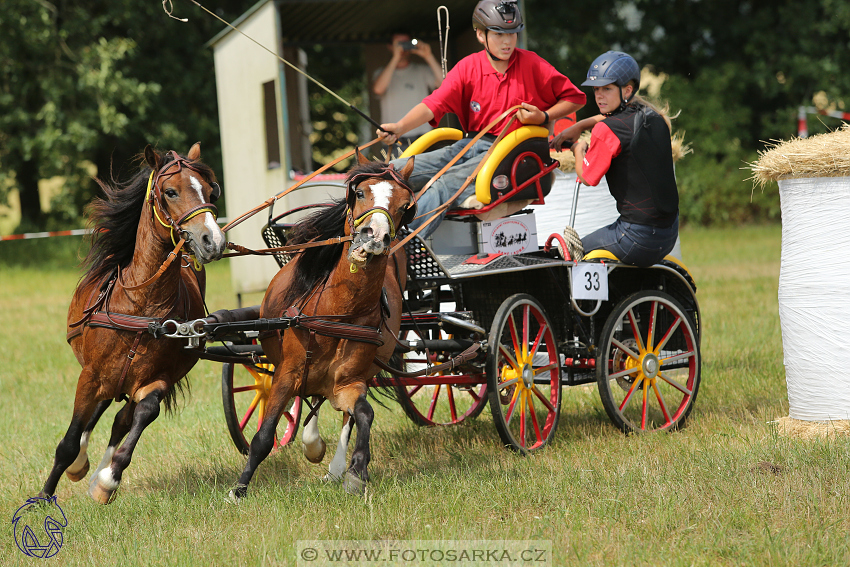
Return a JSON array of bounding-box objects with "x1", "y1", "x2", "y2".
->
[{"x1": 378, "y1": 0, "x2": 585, "y2": 238}]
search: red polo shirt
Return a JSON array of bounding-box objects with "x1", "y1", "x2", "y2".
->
[{"x1": 422, "y1": 49, "x2": 585, "y2": 135}]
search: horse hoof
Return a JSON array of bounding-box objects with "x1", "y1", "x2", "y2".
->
[
  {"x1": 226, "y1": 484, "x2": 248, "y2": 504},
  {"x1": 88, "y1": 478, "x2": 118, "y2": 505},
  {"x1": 65, "y1": 460, "x2": 90, "y2": 482},
  {"x1": 304, "y1": 439, "x2": 327, "y2": 464},
  {"x1": 343, "y1": 472, "x2": 367, "y2": 496}
]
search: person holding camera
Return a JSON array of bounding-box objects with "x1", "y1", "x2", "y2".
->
[
  {"x1": 377, "y1": 0, "x2": 585, "y2": 238},
  {"x1": 372, "y1": 33, "x2": 444, "y2": 148}
]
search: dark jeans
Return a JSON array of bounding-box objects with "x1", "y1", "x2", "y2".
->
[{"x1": 581, "y1": 215, "x2": 679, "y2": 267}]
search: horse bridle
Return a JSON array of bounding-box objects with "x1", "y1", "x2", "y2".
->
[
  {"x1": 147, "y1": 150, "x2": 220, "y2": 245},
  {"x1": 345, "y1": 163, "x2": 417, "y2": 243}
]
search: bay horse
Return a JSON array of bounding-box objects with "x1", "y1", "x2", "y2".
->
[
  {"x1": 38, "y1": 143, "x2": 226, "y2": 504},
  {"x1": 229, "y1": 151, "x2": 416, "y2": 500}
]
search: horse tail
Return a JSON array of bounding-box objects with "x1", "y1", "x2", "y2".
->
[{"x1": 368, "y1": 352, "x2": 406, "y2": 408}]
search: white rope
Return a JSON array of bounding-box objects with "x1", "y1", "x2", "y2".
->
[{"x1": 778, "y1": 176, "x2": 850, "y2": 421}]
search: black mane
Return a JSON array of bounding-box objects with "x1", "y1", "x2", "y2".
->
[
  {"x1": 79, "y1": 152, "x2": 216, "y2": 289},
  {"x1": 279, "y1": 161, "x2": 397, "y2": 308}
]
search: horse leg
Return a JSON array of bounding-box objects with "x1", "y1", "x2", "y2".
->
[
  {"x1": 39, "y1": 371, "x2": 100, "y2": 497},
  {"x1": 301, "y1": 397, "x2": 327, "y2": 464},
  {"x1": 343, "y1": 394, "x2": 374, "y2": 496},
  {"x1": 65, "y1": 399, "x2": 112, "y2": 482},
  {"x1": 88, "y1": 390, "x2": 162, "y2": 504},
  {"x1": 229, "y1": 381, "x2": 296, "y2": 502},
  {"x1": 89, "y1": 400, "x2": 136, "y2": 483},
  {"x1": 323, "y1": 412, "x2": 353, "y2": 482}
]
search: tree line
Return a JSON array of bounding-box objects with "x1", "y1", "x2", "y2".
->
[{"x1": 2, "y1": 0, "x2": 848, "y2": 232}]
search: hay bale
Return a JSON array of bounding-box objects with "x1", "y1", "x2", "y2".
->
[
  {"x1": 748, "y1": 124, "x2": 850, "y2": 187},
  {"x1": 550, "y1": 131, "x2": 690, "y2": 173},
  {"x1": 775, "y1": 416, "x2": 850, "y2": 439}
]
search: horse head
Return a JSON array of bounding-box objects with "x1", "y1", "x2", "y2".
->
[
  {"x1": 346, "y1": 150, "x2": 416, "y2": 269},
  {"x1": 143, "y1": 143, "x2": 227, "y2": 264}
]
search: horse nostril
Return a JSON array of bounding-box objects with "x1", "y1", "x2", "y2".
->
[
  {"x1": 202, "y1": 233, "x2": 213, "y2": 250},
  {"x1": 382, "y1": 233, "x2": 391, "y2": 247}
]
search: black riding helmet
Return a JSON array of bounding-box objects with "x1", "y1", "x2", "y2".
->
[
  {"x1": 582, "y1": 51, "x2": 641, "y2": 114},
  {"x1": 472, "y1": 0, "x2": 524, "y2": 61}
]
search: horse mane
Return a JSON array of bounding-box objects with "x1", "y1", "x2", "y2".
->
[
  {"x1": 79, "y1": 151, "x2": 216, "y2": 290},
  {"x1": 280, "y1": 160, "x2": 392, "y2": 308}
]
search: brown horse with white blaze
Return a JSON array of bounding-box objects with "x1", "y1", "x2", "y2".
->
[
  {"x1": 38, "y1": 143, "x2": 226, "y2": 504},
  {"x1": 229, "y1": 152, "x2": 416, "y2": 500}
]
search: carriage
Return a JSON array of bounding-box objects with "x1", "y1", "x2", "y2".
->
[{"x1": 205, "y1": 124, "x2": 702, "y2": 455}]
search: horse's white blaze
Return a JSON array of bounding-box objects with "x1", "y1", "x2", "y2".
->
[
  {"x1": 302, "y1": 412, "x2": 324, "y2": 461},
  {"x1": 189, "y1": 174, "x2": 224, "y2": 248},
  {"x1": 326, "y1": 419, "x2": 352, "y2": 480},
  {"x1": 366, "y1": 180, "x2": 393, "y2": 236}
]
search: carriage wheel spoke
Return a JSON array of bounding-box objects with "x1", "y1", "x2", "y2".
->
[
  {"x1": 505, "y1": 385, "x2": 521, "y2": 426},
  {"x1": 654, "y1": 316, "x2": 682, "y2": 353},
  {"x1": 519, "y1": 390, "x2": 527, "y2": 448},
  {"x1": 446, "y1": 384, "x2": 458, "y2": 422},
  {"x1": 641, "y1": 379, "x2": 649, "y2": 430},
  {"x1": 507, "y1": 313, "x2": 521, "y2": 360},
  {"x1": 609, "y1": 366, "x2": 640, "y2": 381},
  {"x1": 239, "y1": 392, "x2": 263, "y2": 430},
  {"x1": 647, "y1": 301, "x2": 658, "y2": 351},
  {"x1": 528, "y1": 394, "x2": 543, "y2": 444},
  {"x1": 530, "y1": 323, "x2": 547, "y2": 362},
  {"x1": 652, "y1": 380, "x2": 672, "y2": 426},
  {"x1": 626, "y1": 309, "x2": 646, "y2": 352},
  {"x1": 232, "y1": 384, "x2": 262, "y2": 393},
  {"x1": 660, "y1": 350, "x2": 694, "y2": 366},
  {"x1": 499, "y1": 344, "x2": 520, "y2": 372},
  {"x1": 618, "y1": 375, "x2": 643, "y2": 412},
  {"x1": 612, "y1": 338, "x2": 641, "y2": 361},
  {"x1": 497, "y1": 376, "x2": 519, "y2": 390},
  {"x1": 522, "y1": 306, "x2": 531, "y2": 359},
  {"x1": 533, "y1": 362, "x2": 558, "y2": 376},
  {"x1": 658, "y1": 372, "x2": 692, "y2": 396},
  {"x1": 531, "y1": 385, "x2": 556, "y2": 413},
  {"x1": 427, "y1": 384, "x2": 441, "y2": 421},
  {"x1": 407, "y1": 384, "x2": 424, "y2": 397}
]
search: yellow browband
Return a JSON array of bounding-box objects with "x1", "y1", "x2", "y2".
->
[{"x1": 145, "y1": 170, "x2": 218, "y2": 271}]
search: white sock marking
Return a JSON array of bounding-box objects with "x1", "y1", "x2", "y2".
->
[{"x1": 326, "y1": 420, "x2": 352, "y2": 480}]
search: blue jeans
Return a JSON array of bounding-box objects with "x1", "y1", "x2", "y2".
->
[
  {"x1": 582, "y1": 216, "x2": 679, "y2": 268},
  {"x1": 391, "y1": 137, "x2": 494, "y2": 239}
]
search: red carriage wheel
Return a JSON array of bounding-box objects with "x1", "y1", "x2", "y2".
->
[
  {"x1": 487, "y1": 294, "x2": 562, "y2": 453},
  {"x1": 222, "y1": 362, "x2": 301, "y2": 455},
  {"x1": 596, "y1": 290, "x2": 701, "y2": 433},
  {"x1": 394, "y1": 329, "x2": 487, "y2": 426}
]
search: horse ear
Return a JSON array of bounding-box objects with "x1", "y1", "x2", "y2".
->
[
  {"x1": 399, "y1": 156, "x2": 415, "y2": 181},
  {"x1": 187, "y1": 142, "x2": 201, "y2": 161},
  {"x1": 144, "y1": 145, "x2": 161, "y2": 171},
  {"x1": 355, "y1": 147, "x2": 370, "y2": 165}
]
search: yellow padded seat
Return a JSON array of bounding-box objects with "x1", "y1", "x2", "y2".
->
[{"x1": 582, "y1": 249, "x2": 694, "y2": 280}]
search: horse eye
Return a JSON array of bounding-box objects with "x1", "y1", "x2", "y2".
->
[
  {"x1": 355, "y1": 189, "x2": 365, "y2": 199},
  {"x1": 164, "y1": 189, "x2": 178, "y2": 198}
]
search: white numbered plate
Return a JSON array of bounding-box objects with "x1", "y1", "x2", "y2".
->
[{"x1": 571, "y1": 263, "x2": 608, "y2": 301}]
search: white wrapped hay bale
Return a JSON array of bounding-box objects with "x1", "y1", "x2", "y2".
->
[{"x1": 751, "y1": 125, "x2": 850, "y2": 436}]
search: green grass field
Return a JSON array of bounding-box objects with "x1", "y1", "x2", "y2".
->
[{"x1": 1, "y1": 225, "x2": 848, "y2": 566}]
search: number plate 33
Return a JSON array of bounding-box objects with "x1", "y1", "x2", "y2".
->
[{"x1": 571, "y1": 263, "x2": 608, "y2": 301}]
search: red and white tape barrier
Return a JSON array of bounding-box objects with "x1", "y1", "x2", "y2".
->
[{"x1": 798, "y1": 106, "x2": 850, "y2": 138}]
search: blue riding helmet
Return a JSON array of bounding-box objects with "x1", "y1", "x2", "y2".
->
[{"x1": 583, "y1": 51, "x2": 641, "y2": 111}]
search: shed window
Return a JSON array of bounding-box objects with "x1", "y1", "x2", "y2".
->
[{"x1": 263, "y1": 80, "x2": 281, "y2": 169}]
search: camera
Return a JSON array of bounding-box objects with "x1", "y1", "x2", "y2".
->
[{"x1": 400, "y1": 39, "x2": 419, "y2": 51}]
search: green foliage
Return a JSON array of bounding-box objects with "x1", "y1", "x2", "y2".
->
[
  {"x1": 305, "y1": 44, "x2": 368, "y2": 173},
  {"x1": 526, "y1": 0, "x2": 850, "y2": 226},
  {"x1": 0, "y1": 0, "x2": 252, "y2": 231}
]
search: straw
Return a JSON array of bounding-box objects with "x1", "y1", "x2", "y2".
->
[{"x1": 747, "y1": 124, "x2": 850, "y2": 188}]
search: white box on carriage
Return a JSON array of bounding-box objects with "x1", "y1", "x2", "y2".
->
[{"x1": 478, "y1": 212, "x2": 538, "y2": 255}]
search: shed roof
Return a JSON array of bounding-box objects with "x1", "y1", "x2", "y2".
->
[{"x1": 275, "y1": 0, "x2": 478, "y2": 44}]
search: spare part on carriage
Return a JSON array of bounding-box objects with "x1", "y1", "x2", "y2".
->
[{"x1": 582, "y1": 51, "x2": 641, "y2": 113}]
